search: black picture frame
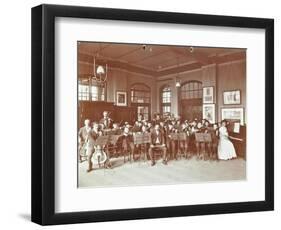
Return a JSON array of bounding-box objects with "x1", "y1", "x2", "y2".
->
[
  {"x1": 203, "y1": 86, "x2": 215, "y2": 104},
  {"x1": 116, "y1": 91, "x2": 127, "y2": 106},
  {"x1": 223, "y1": 89, "x2": 241, "y2": 105},
  {"x1": 31, "y1": 4, "x2": 274, "y2": 225},
  {"x1": 221, "y1": 107, "x2": 245, "y2": 125}
]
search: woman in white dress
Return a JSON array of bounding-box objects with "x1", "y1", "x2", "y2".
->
[{"x1": 218, "y1": 120, "x2": 237, "y2": 160}]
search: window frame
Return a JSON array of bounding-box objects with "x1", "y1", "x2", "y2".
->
[
  {"x1": 78, "y1": 79, "x2": 106, "y2": 102},
  {"x1": 160, "y1": 85, "x2": 172, "y2": 114},
  {"x1": 130, "y1": 83, "x2": 151, "y2": 120}
]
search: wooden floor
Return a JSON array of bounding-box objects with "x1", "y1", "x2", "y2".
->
[{"x1": 78, "y1": 155, "x2": 246, "y2": 188}]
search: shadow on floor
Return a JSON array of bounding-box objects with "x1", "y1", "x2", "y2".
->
[{"x1": 18, "y1": 213, "x2": 31, "y2": 222}]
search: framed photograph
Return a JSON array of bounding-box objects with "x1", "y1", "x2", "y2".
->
[
  {"x1": 223, "y1": 90, "x2": 241, "y2": 105},
  {"x1": 203, "y1": 86, "x2": 214, "y2": 103},
  {"x1": 32, "y1": 4, "x2": 274, "y2": 225},
  {"x1": 221, "y1": 108, "x2": 244, "y2": 125},
  {"x1": 116, "y1": 91, "x2": 127, "y2": 106},
  {"x1": 203, "y1": 104, "x2": 215, "y2": 124}
]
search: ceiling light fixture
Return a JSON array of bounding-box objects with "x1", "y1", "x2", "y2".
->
[
  {"x1": 175, "y1": 57, "x2": 181, "y2": 87},
  {"x1": 175, "y1": 80, "x2": 181, "y2": 88},
  {"x1": 91, "y1": 55, "x2": 108, "y2": 83},
  {"x1": 189, "y1": 46, "x2": 194, "y2": 53}
]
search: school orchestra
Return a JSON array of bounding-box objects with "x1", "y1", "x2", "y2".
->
[{"x1": 78, "y1": 111, "x2": 232, "y2": 172}]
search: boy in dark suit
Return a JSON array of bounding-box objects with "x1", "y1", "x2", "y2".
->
[
  {"x1": 166, "y1": 122, "x2": 176, "y2": 160},
  {"x1": 148, "y1": 124, "x2": 167, "y2": 166},
  {"x1": 120, "y1": 126, "x2": 135, "y2": 161}
]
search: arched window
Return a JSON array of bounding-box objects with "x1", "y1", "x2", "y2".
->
[
  {"x1": 78, "y1": 79, "x2": 105, "y2": 101},
  {"x1": 161, "y1": 85, "x2": 172, "y2": 114},
  {"x1": 131, "y1": 83, "x2": 151, "y2": 120},
  {"x1": 180, "y1": 81, "x2": 203, "y2": 99}
]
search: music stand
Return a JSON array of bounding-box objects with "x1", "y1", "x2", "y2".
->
[
  {"x1": 103, "y1": 129, "x2": 114, "y2": 135},
  {"x1": 170, "y1": 132, "x2": 187, "y2": 158},
  {"x1": 94, "y1": 135, "x2": 110, "y2": 146},
  {"x1": 108, "y1": 135, "x2": 122, "y2": 158},
  {"x1": 108, "y1": 135, "x2": 122, "y2": 145},
  {"x1": 133, "y1": 133, "x2": 151, "y2": 162},
  {"x1": 195, "y1": 133, "x2": 212, "y2": 142}
]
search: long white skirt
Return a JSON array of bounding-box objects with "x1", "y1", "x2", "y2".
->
[{"x1": 218, "y1": 137, "x2": 237, "y2": 160}]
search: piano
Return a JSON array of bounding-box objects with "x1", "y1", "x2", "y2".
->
[{"x1": 226, "y1": 120, "x2": 246, "y2": 159}]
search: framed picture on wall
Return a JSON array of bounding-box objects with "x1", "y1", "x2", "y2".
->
[
  {"x1": 116, "y1": 91, "x2": 127, "y2": 106},
  {"x1": 32, "y1": 4, "x2": 273, "y2": 226},
  {"x1": 203, "y1": 86, "x2": 214, "y2": 103},
  {"x1": 203, "y1": 104, "x2": 215, "y2": 124},
  {"x1": 223, "y1": 90, "x2": 241, "y2": 105},
  {"x1": 221, "y1": 107, "x2": 244, "y2": 125}
]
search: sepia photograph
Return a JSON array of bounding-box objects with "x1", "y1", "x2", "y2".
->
[
  {"x1": 203, "y1": 86, "x2": 214, "y2": 103},
  {"x1": 29, "y1": 2, "x2": 274, "y2": 225},
  {"x1": 203, "y1": 104, "x2": 215, "y2": 124},
  {"x1": 221, "y1": 107, "x2": 244, "y2": 125},
  {"x1": 77, "y1": 42, "x2": 247, "y2": 188},
  {"x1": 116, "y1": 91, "x2": 127, "y2": 106},
  {"x1": 223, "y1": 90, "x2": 241, "y2": 105}
]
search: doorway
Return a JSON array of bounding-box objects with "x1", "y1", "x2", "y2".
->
[
  {"x1": 181, "y1": 98, "x2": 202, "y2": 121},
  {"x1": 179, "y1": 81, "x2": 203, "y2": 121}
]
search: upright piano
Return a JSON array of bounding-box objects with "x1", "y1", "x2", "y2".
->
[{"x1": 227, "y1": 120, "x2": 246, "y2": 159}]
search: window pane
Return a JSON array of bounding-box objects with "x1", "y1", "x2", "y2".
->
[
  {"x1": 130, "y1": 84, "x2": 151, "y2": 105},
  {"x1": 190, "y1": 83, "x2": 194, "y2": 90},
  {"x1": 180, "y1": 81, "x2": 202, "y2": 99},
  {"x1": 161, "y1": 86, "x2": 171, "y2": 104},
  {"x1": 131, "y1": 84, "x2": 151, "y2": 119},
  {"x1": 78, "y1": 84, "x2": 89, "y2": 101},
  {"x1": 162, "y1": 106, "x2": 171, "y2": 113},
  {"x1": 78, "y1": 82, "x2": 105, "y2": 101}
]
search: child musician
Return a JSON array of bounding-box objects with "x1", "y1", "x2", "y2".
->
[
  {"x1": 99, "y1": 111, "x2": 113, "y2": 129},
  {"x1": 86, "y1": 122, "x2": 102, "y2": 172},
  {"x1": 209, "y1": 123, "x2": 219, "y2": 160},
  {"x1": 141, "y1": 125, "x2": 150, "y2": 160},
  {"x1": 112, "y1": 123, "x2": 122, "y2": 135},
  {"x1": 78, "y1": 119, "x2": 93, "y2": 163},
  {"x1": 166, "y1": 122, "x2": 176, "y2": 160},
  {"x1": 148, "y1": 124, "x2": 167, "y2": 166},
  {"x1": 179, "y1": 123, "x2": 191, "y2": 159},
  {"x1": 120, "y1": 126, "x2": 135, "y2": 161},
  {"x1": 195, "y1": 122, "x2": 207, "y2": 160}
]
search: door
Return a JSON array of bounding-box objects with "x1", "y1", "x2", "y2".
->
[
  {"x1": 181, "y1": 98, "x2": 202, "y2": 121},
  {"x1": 179, "y1": 81, "x2": 203, "y2": 121}
]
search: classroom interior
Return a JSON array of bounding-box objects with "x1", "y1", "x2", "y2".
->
[{"x1": 78, "y1": 42, "x2": 246, "y2": 188}]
